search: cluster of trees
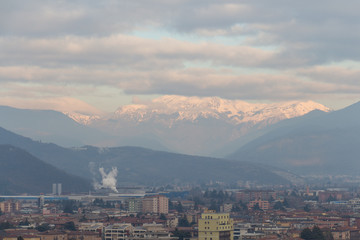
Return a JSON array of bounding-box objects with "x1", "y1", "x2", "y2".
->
[
  {"x1": 300, "y1": 226, "x2": 334, "y2": 240},
  {"x1": 0, "y1": 221, "x2": 13, "y2": 230},
  {"x1": 171, "y1": 228, "x2": 191, "y2": 240},
  {"x1": 92, "y1": 198, "x2": 116, "y2": 208}
]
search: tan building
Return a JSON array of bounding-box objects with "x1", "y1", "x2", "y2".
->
[
  {"x1": 248, "y1": 200, "x2": 270, "y2": 211},
  {"x1": 236, "y1": 190, "x2": 276, "y2": 203},
  {"x1": 198, "y1": 211, "x2": 233, "y2": 240},
  {"x1": 104, "y1": 223, "x2": 175, "y2": 240},
  {"x1": 142, "y1": 195, "x2": 168, "y2": 214},
  {"x1": 0, "y1": 200, "x2": 21, "y2": 213},
  {"x1": 104, "y1": 224, "x2": 133, "y2": 240}
]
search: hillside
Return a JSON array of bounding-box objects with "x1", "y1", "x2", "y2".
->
[
  {"x1": 228, "y1": 102, "x2": 360, "y2": 175},
  {"x1": 0, "y1": 105, "x2": 110, "y2": 148},
  {"x1": 0, "y1": 127, "x2": 301, "y2": 186},
  {"x1": 0, "y1": 145, "x2": 91, "y2": 194}
]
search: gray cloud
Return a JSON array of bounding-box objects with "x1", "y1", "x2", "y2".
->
[{"x1": 0, "y1": 0, "x2": 360, "y2": 111}]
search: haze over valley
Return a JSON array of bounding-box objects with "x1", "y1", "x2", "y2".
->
[
  {"x1": 0, "y1": 95, "x2": 330, "y2": 157},
  {"x1": 1, "y1": 96, "x2": 360, "y2": 194}
]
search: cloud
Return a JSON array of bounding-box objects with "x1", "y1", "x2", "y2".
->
[
  {"x1": 0, "y1": 0, "x2": 359, "y2": 110},
  {"x1": 0, "y1": 95, "x2": 102, "y2": 115},
  {"x1": 0, "y1": 35, "x2": 275, "y2": 69}
]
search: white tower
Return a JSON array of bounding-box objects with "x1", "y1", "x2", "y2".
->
[{"x1": 57, "y1": 183, "x2": 62, "y2": 196}]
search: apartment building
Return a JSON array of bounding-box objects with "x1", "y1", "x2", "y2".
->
[{"x1": 198, "y1": 210, "x2": 233, "y2": 240}]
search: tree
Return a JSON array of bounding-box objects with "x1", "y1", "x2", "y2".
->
[
  {"x1": 300, "y1": 226, "x2": 328, "y2": 240},
  {"x1": 273, "y1": 201, "x2": 285, "y2": 211},
  {"x1": 312, "y1": 226, "x2": 325, "y2": 240},
  {"x1": 63, "y1": 221, "x2": 76, "y2": 231},
  {"x1": 36, "y1": 223, "x2": 51, "y2": 232},
  {"x1": 178, "y1": 216, "x2": 190, "y2": 227},
  {"x1": 176, "y1": 202, "x2": 184, "y2": 213},
  {"x1": 159, "y1": 213, "x2": 167, "y2": 220},
  {"x1": 327, "y1": 195, "x2": 336, "y2": 202},
  {"x1": 0, "y1": 221, "x2": 13, "y2": 230},
  {"x1": 210, "y1": 189, "x2": 218, "y2": 198},
  {"x1": 172, "y1": 228, "x2": 191, "y2": 240},
  {"x1": 300, "y1": 228, "x2": 313, "y2": 240},
  {"x1": 323, "y1": 231, "x2": 334, "y2": 240},
  {"x1": 62, "y1": 200, "x2": 78, "y2": 214},
  {"x1": 209, "y1": 199, "x2": 219, "y2": 212},
  {"x1": 19, "y1": 218, "x2": 30, "y2": 226},
  {"x1": 283, "y1": 198, "x2": 290, "y2": 208},
  {"x1": 252, "y1": 203, "x2": 262, "y2": 211},
  {"x1": 304, "y1": 204, "x2": 311, "y2": 212}
]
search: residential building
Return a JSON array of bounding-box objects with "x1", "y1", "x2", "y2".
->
[
  {"x1": 198, "y1": 210, "x2": 233, "y2": 240},
  {"x1": 248, "y1": 200, "x2": 270, "y2": 211},
  {"x1": 236, "y1": 190, "x2": 276, "y2": 203},
  {"x1": 0, "y1": 200, "x2": 21, "y2": 213},
  {"x1": 126, "y1": 198, "x2": 143, "y2": 213},
  {"x1": 104, "y1": 224, "x2": 133, "y2": 240},
  {"x1": 142, "y1": 195, "x2": 168, "y2": 214}
]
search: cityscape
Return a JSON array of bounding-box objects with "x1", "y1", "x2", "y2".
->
[
  {"x1": 3, "y1": 179, "x2": 360, "y2": 239},
  {"x1": 1, "y1": 1, "x2": 360, "y2": 240}
]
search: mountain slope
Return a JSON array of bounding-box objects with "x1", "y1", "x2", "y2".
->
[
  {"x1": 0, "y1": 145, "x2": 91, "y2": 194},
  {"x1": 111, "y1": 95, "x2": 330, "y2": 125},
  {"x1": 0, "y1": 126, "x2": 301, "y2": 186},
  {"x1": 0, "y1": 105, "x2": 110, "y2": 147},
  {"x1": 86, "y1": 95, "x2": 330, "y2": 156},
  {"x1": 228, "y1": 101, "x2": 360, "y2": 175},
  {"x1": 0, "y1": 96, "x2": 330, "y2": 156}
]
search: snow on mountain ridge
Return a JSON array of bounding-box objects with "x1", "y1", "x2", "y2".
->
[
  {"x1": 112, "y1": 95, "x2": 330, "y2": 125},
  {"x1": 64, "y1": 112, "x2": 100, "y2": 125},
  {"x1": 64, "y1": 96, "x2": 330, "y2": 126}
]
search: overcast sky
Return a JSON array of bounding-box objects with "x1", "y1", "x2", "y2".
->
[{"x1": 0, "y1": 0, "x2": 359, "y2": 114}]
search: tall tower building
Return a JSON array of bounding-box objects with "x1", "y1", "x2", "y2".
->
[
  {"x1": 198, "y1": 211, "x2": 233, "y2": 240},
  {"x1": 57, "y1": 183, "x2": 62, "y2": 195},
  {"x1": 52, "y1": 183, "x2": 57, "y2": 195}
]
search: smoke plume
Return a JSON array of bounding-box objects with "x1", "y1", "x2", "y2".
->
[{"x1": 91, "y1": 165, "x2": 119, "y2": 193}]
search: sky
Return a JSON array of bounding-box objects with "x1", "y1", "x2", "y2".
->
[{"x1": 0, "y1": 0, "x2": 360, "y2": 115}]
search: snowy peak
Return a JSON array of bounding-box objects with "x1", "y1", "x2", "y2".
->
[
  {"x1": 113, "y1": 95, "x2": 331, "y2": 125},
  {"x1": 64, "y1": 112, "x2": 100, "y2": 125}
]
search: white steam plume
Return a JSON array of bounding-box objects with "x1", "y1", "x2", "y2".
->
[{"x1": 99, "y1": 167, "x2": 119, "y2": 193}]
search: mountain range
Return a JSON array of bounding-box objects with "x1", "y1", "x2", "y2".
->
[
  {"x1": 228, "y1": 101, "x2": 360, "y2": 175},
  {"x1": 0, "y1": 127, "x2": 301, "y2": 192},
  {"x1": 1, "y1": 97, "x2": 360, "y2": 193},
  {"x1": 0, "y1": 95, "x2": 330, "y2": 156}
]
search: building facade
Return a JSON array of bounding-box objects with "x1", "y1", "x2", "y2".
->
[
  {"x1": 0, "y1": 200, "x2": 21, "y2": 213},
  {"x1": 198, "y1": 211, "x2": 233, "y2": 240},
  {"x1": 142, "y1": 195, "x2": 168, "y2": 214}
]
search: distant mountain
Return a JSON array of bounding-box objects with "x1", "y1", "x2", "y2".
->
[
  {"x1": 73, "y1": 95, "x2": 330, "y2": 156},
  {"x1": 0, "y1": 145, "x2": 91, "y2": 194},
  {"x1": 0, "y1": 105, "x2": 110, "y2": 148},
  {"x1": 0, "y1": 126, "x2": 302, "y2": 186},
  {"x1": 111, "y1": 95, "x2": 329, "y2": 125},
  {"x1": 0, "y1": 96, "x2": 330, "y2": 156},
  {"x1": 228, "y1": 101, "x2": 360, "y2": 175}
]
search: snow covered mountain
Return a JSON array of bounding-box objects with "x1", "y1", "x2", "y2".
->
[
  {"x1": 63, "y1": 95, "x2": 330, "y2": 156},
  {"x1": 0, "y1": 96, "x2": 331, "y2": 156},
  {"x1": 63, "y1": 112, "x2": 100, "y2": 125},
  {"x1": 111, "y1": 95, "x2": 330, "y2": 126}
]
